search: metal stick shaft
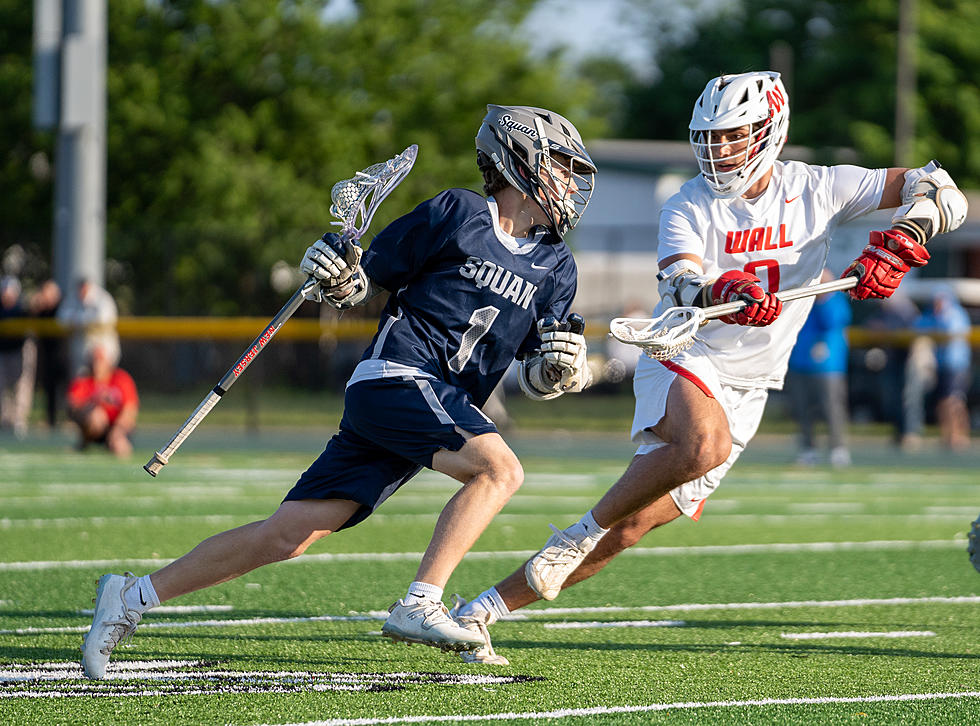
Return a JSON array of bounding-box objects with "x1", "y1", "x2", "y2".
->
[
  {"x1": 143, "y1": 279, "x2": 314, "y2": 477},
  {"x1": 703, "y1": 276, "x2": 857, "y2": 321},
  {"x1": 143, "y1": 146, "x2": 417, "y2": 477}
]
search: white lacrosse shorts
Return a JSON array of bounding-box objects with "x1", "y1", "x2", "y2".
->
[{"x1": 630, "y1": 350, "x2": 769, "y2": 520}]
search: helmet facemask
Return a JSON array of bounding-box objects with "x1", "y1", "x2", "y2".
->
[
  {"x1": 532, "y1": 125, "x2": 596, "y2": 237},
  {"x1": 688, "y1": 71, "x2": 789, "y2": 199},
  {"x1": 690, "y1": 117, "x2": 779, "y2": 198}
]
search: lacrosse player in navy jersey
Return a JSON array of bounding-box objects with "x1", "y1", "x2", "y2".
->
[
  {"x1": 81, "y1": 105, "x2": 598, "y2": 678},
  {"x1": 449, "y1": 71, "x2": 970, "y2": 665}
]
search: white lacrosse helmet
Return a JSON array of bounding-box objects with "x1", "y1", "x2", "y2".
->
[
  {"x1": 476, "y1": 104, "x2": 596, "y2": 238},
  {"x1": 689, "y1": 71, "x2": 789, "y2": 199}
]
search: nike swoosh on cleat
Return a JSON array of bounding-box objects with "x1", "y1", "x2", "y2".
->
[
  {"x1": 785, "y1": 194, "x2": 802, "y2": 203},
  {"x1": 139, "y1": 587, "x2": 147, "y2": 606}
]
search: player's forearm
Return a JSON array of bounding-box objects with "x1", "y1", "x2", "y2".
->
[{"x1": 877, "y1": 167, "x2": 910, "y2": 210}]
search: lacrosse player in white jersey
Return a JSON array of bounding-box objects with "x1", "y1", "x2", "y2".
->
[{"x1": 448, "y1": 70, "x2": 969, "y2": 665}]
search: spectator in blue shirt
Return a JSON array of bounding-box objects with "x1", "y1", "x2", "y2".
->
[
  {"x1": 913, "y1": 287, "x2": 971, "y2": 450},
  {"x1": 788, "y1": 270, "x2": 853, "y2": 467}
]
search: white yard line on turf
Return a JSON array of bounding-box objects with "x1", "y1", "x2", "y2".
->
[
  {"x1": 0, "y1": 613, "x2": 386, "y2": 635},
  {"x1": 544, "y1": 620, "x2": 686, "y2": 629},
  {"x1": 78, "y1": 605, "x2": 233, "y2": 615},
  {"x1": 250, "y1": 692, "x2": 980, "y2": 726},
  {"x1": 0, "y1": 537, "x2": 966, "y2": 571},
  {"x1": 2, "y1": 513, "x2": 972, "y2": 529},
  {"x1": 516, "y1": 595, "x2": 980, "y2": 617},
  {"x1": 5, "y1": 596, "x2": 978, "y2": 635},
  {"x1": 0, "y1": 515, "x2": 262, "y2": 529},
  {"x1": 0, "y1": 512, "x2": 594, "y2": 529},
  {"x1": 780, "y1": 630, "x2": 935, "y2": 639}
]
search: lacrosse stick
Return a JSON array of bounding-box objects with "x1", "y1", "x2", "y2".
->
[
  {"x1": 609, "y1": 275, "x2": 858, "y2": 361},
  {"x1": 144, "y1": 144, "x2": 419, "y2": 477}
]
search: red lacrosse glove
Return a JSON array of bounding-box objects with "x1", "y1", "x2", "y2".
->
[
  {"x1": 708, "y1": 270, "x2": 782, "y2": 326},
  {"x1": 843, "y1": 229, "x2": 930, "y2": 300}
]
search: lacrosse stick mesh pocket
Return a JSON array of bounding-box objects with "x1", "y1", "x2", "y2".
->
[{"x1": 609, "y1": 308, "x2": 705, "y2": 360}]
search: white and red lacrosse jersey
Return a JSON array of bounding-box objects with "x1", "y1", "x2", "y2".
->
[{"x1": 654, "y1": 160, "x2": 886, "y2": 389}]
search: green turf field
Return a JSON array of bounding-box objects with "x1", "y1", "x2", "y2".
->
[{"x1": 1, "y1": 422, "x2": 979, "y2": 725}]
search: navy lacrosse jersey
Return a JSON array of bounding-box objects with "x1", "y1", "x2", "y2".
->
[{"x1": 355, "y1": 188, "x2": 578, "y2": 406}]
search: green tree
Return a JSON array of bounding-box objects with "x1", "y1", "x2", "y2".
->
[
  {"x1": 1, "y1": 0, "x2": 607, "y2": 313},
  {"x1": 0, "y1": 0, "x2": 54, "y2": 269},
  {"x1": 104, "y1": 0, "x2": 607, "y2": 314}
]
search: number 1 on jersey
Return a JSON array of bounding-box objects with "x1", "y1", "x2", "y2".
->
[{"x1": 449, "y1": 306, "x2": 500, "y2": 373}]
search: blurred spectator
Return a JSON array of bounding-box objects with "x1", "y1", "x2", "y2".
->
[
  {"x1": 29, "y1": 280, "x2": 68, "y2": 428},
  {"x1": 787, "y1": 270, "x2": 852, "y2": 467},
  {"x1": 909, "y1": 287, "x2": 972, "y2": 451},
  {"x1": 57, "y1": 278, "x2": 118, "y2": 375},
  {"x1": 865, "y1": 293, "x2": 920, "y2": 446},
  {"x1": 901, "y1": 335, "x2": 936, "y2": 452},
  {"x1": 0, "y1": 276, "x2": 36, "y2": 439},
  {"x1": 66, "y1": 336, "x2": 139, "y2": 458}
]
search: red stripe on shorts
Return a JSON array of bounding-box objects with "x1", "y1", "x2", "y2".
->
[
  {"x1": 690, "y1": 498, "x2": 707, "y2": 521},
  {"x1": 659, "y1": 359, "x2": 714, "y2": 399}
]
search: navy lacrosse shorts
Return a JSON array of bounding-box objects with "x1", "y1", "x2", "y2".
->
[{"x1": 283, "y1": 376, "x2": 499, "y2": 529}]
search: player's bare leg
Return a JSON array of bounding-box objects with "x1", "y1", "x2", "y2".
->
[
  {"x1": 421, "y1": 431, "x2": 523, "y2": 585},
  {"x1": 451, "y1": 493, "x2": 683, "y2": 664},
  {"x1": 592, "y1": 376, "x2": 729, "y2": 528},
  {"x1": 82, "y1": 499, "x2": 360, "y2": 679},
  {"x1": 382, "y1": 431, "x2": 522, "y2": 651},
  {"x1": 453, "y1": 375, "x2": 723, "y2": 659},
  {"x1": 150, "y1": 499, "x2": 361, "y2": 601},
  {"x1": 496, "y1": 492, "x2": 684, "y2": 610},
  {"x1": 524, "y1": 375, "x2": 729, "y2": 600}
]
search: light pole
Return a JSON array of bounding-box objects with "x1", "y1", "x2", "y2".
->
[
  {"x1": 895, "y1": 0, "x2": 917, "y2": 167},
  {"x1": 32, "y1": 0, "x2": 107, "y2": 292}
]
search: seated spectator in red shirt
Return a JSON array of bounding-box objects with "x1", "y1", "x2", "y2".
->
[{"x1": 67, "y1": 336, "x2": 138, "y2": 457}]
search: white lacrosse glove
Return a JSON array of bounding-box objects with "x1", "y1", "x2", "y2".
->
[
  {"x1": 519, "y1": 315, "x2": 592, "y2": 400},
  {"x1": 891, "y1": 160, "x2": 968, "y2": 245},
  {"x1": 300, "y1": 232, "x2": 366, "y2": 306}
]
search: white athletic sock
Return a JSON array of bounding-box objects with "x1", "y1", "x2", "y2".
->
[
  {"x1": 459, "y1": 587, "x2": 510, "y2": 625},
  {"x1": 123, "y1": 575, "x2": 160, "y2": 615},
  {"x1": 563, "y1": 510, "x2": 609, "y2": 548},
  {"x1": 404, "y1": 581, "x2": 444, "y2": 605}
]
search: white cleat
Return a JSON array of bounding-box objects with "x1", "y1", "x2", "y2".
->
[
  {"x1": 81, "y1": 573, "x2": 142, "y2": 679},
  {"x1": 525, "y1": 524, "x2": 596, "y2": 601},
  {"x1": 449, "y1": 595, "x2": 509, "y2": 666},
  {"x1": 381, "y1": 598, "x2": 486, "y2": 653}
]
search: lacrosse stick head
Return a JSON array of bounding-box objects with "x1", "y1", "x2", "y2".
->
[
  {"x1": 609, "y1": 307, "x2": 707, "y2": 360},
  {"x1": 330, "y1": 144, "x2": 418, "y2": 241}
]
